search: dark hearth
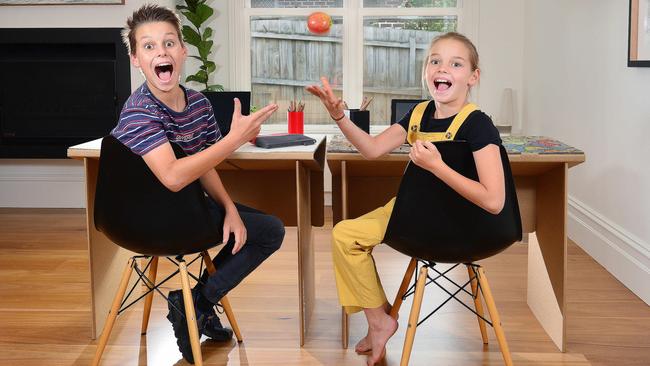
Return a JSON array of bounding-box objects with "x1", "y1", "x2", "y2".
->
[{"x1": 0, "y1": 28, "x2": 131, "y2": 158}]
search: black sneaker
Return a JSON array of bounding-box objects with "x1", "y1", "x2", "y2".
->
[
  {"x1": 166, "y1": 290, "x2": 195, "y2": 364},
  {"x1": 192, "y1": 288, "x2": 234, "y2": 342},
  {"x1": 201, "y1": 310, "x2": 234, "y2": 341}
]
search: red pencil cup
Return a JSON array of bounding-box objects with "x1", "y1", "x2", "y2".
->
[{"x1": 288, "y1": 111, "x2": 304, "y2": 134}]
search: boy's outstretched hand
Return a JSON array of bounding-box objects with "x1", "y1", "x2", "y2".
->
[
  {"x1": 228, "y1": 98, "x2": 278, "y2": 144},
  {"x1": 305, "y1": 77, "x2": 345, "y2": 121}
]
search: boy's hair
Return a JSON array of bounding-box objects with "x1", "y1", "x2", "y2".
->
[
  {"x1": 421, "y1": 32, "x2": 480, "y2": 90},
  {"x1": 122, "y1": 4, "x2": 184, "y2": 55}
]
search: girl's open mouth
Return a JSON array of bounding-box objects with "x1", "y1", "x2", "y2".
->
[
  {"x1": 433, "y1": 78, "x2": 452, "y2": 92},
  {"x1": 154, "y1": 63, "x2": 173, "y2": 82}
]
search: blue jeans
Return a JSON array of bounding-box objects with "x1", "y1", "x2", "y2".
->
[{"x1": 198, "y1": 197, "x2": 285, "y2": 304}]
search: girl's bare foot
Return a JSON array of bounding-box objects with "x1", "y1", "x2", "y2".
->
[
  {"x1": 355, "y1": 332, "x2": 371, "y2": 353},
  {"x1": 356, "y1": 303, "x2": 394, "y2": 354},
  {"x1": 365, "y1": 311, "x2": 398, "y2": 365}
]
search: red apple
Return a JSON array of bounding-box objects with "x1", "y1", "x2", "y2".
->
[{"x1": 307, "y1": 12, "x2": 332, "y2": 35}]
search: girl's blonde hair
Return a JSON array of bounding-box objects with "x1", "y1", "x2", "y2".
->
[{"x1": 421, "y1": 32, "x2": 480, "y2": 91}]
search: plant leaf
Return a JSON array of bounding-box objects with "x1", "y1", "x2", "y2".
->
[
  {"x1": 207, "y1": 84, "x2": 224, "y2": 92},
  {"x1": 181, "y1": 25, "x2": 201, "y2": 46},
  {"x1": 195, "y1": 70, "x2": 208, "y2": 83},
  {"x1": 186, "y1": 70, "x2": 207, "y2": 84},
  {"x1": 195, "y1": 3, "x2": 214, "y2": 25},
  {"x1": 198, "y1": 40, "x2": 213, "y2": 60},
  {"x1": 184, "y1": 0, "x2": 201, "y2": 13},
  {"x1": 204, "y1": 60, "x2": 216, "y2": 74},
  {"x1": 189, "y1": 55, "x2": 203, "y2": 61},
  {"x1": 182, "y1": 10, "x2": 203, "y2": 30},
  {"x1": 202, "y1": 27, "x2": 213, "y2": 41},
  {"x1": 185, "y1": 74, "x2": 204, "y2": 83}
]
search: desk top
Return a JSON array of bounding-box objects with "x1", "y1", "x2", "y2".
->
[
  {"x1": 327, "y1": 135, "x2": 585, "y2": 165},
  {"x1": 67, "y1": 134, "x2": 327, "y2": 162}
]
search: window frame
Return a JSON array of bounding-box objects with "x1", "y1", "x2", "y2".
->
[{"x1": 229, "y1": 0, "x2": 479, "y2": 134}]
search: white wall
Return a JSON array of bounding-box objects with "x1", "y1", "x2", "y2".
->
[
  {"x1": 476, "y1": 0, "x2": 525, "y2": 134},
  {"x1": 523, "y1": 0, "x2": 650, "y2": 304},
  {"x1": 0, "y1": 0, "x2": 174, "y2": 207}
]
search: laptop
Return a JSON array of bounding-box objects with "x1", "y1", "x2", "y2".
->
[
  {"x1": 203, "y1": 91, "x2": 251, "y2": 136},
  {"x1": 390, "y1": 98, "x2": 427, "y2": 124}
]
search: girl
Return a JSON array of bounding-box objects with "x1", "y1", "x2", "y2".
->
[{"x1": 306, "y1": 32, "x2": 505, "y2": 365}]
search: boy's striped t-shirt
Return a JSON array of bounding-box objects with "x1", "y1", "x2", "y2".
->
[{"x1": 111, "y1": 83, "x2": 221, "y2": 156}]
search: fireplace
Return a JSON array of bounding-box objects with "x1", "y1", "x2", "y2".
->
[{"x1": 0, "y1": 28, "x2": 131, "y2": 158}]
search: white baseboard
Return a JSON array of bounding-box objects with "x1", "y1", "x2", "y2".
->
[
  {"x1": 0, "y1": 160, "x2": 85, "y2": 208},
  {"x1": 568, "y1": 196, "x2": 650, "y2": 305}
]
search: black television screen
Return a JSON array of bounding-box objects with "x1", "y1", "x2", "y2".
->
[
  {"x1": 203, "y1": 91, "x2": 251, "y2": 136},
  {"x1": 390, "y1": 99, "x2": 427, "y2": 124}
]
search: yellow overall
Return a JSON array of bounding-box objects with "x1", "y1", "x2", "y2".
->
[{"x1": 332, "y1": 102, "x2": 478, "y2": 313}]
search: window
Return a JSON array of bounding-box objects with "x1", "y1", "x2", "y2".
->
[{"x1": 229, "y1": 0, "x2": 476, "y2": 130}]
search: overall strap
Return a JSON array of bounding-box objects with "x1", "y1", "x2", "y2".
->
[
  {"x1": 444, "y1": 103, "x2": 478, "y2": 140},
  {"x1": 406, "y1": 102, "x2": 479, "y2": 144},
  {"x1": 406, "y1": 101, "x2": 432, "y2": 145}
]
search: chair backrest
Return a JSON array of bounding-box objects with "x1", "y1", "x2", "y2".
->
[
  {"x1": 94, "y1": 135, "x2": 223, "y2": 256},
  {"x1": 383, "y1": 141, "x2": 522, "y2": 263}
]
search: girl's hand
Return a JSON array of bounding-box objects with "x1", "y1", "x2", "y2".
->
[
  {"x1": 305, "y1": 77, "x2": 345, "y2": 121},
  {"x1": 229, "y1": 98, "x2": 278, "y2": 145},
  {"x1": 409, "y1": 140, "x2": 444, "y2": 173},
  {"x1": 222, "y1": 206, "x2": 247, "y2": 254}
]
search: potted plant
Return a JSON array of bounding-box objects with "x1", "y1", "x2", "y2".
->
[
  {"x1": 176, "y1": 0, "x2": 223, "y2": 92},
  {"x1": 176, "y1": 0, "x2": 253, "y2": 134}
]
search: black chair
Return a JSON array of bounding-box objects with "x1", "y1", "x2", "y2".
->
[
  {"x1": 91, "y1": 135, "x2": 242, "y2": 366},
  {"x1": 383, "y1": 141, "x2": 522, "y2": 366}
]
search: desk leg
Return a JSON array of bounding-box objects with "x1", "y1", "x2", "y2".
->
[
  {"x1": 296, "y1": 162, "x2": 314, "y2": 346},
  {"x1": 84, "y1": 158, "x2": 135, "y2": 339},
  {"x1": 527, "y1": 163, "x2": 568, "y2": 351},
  {"x1": 340, "y1": 161, "x2": 350, "y2": 349}
]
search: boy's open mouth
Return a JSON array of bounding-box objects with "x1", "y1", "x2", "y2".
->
[
  {"x1": 433, "y1": 78, "x2": 452, "y2": 92},
  {"x1": 154, "y1": 63, "x2": 173, "y2": 82}
]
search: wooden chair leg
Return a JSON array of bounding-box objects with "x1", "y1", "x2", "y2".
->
[
  {"x1": 476, "y1": 267, "x2": 513, "y2": 366},
  {"x1": 91, "y1": 258, "x2": 135, "y2": 366},
  {"x1": 467, "y1": 264, "x2": 488, "y2": 344},
  {"x1": 400, "y1": 266, "x2": 428, "y2": 366},
  {"x1": 201, "y1": 251, "x2": 243, "y2": 342},
  {"x1": 179, "y1": 260, "x2": 203, "y2": 366},
  {"x1": 390, "y1": 258, "x2": 418, "y2": 319},
  {"x1": 141, "y1": 256, "x2": 159, "y2": 335},
  {"x1": 342, "y1": 308, "x2": 349, "y2": 349}
]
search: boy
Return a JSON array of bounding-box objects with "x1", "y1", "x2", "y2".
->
[{"x1": 114, "y1": 4, "x2": 282, "y2": 362}]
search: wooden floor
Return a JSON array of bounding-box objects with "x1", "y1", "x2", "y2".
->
[{"x1": 1, "y1": 208, "x2": 649, "y2": 366}]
